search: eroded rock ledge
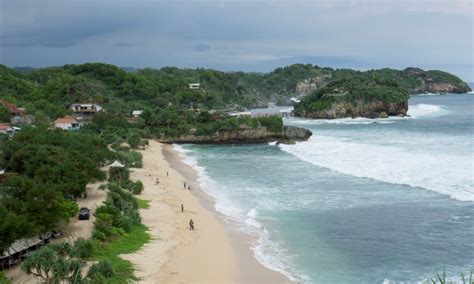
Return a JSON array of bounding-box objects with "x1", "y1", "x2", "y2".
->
[{"x1": 158, "y1": 125, "x2": 312, "y2": 144}]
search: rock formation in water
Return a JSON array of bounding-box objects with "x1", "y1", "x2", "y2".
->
[{"x1": 158, "y1": 125, "x2": 312, "y2": 144}]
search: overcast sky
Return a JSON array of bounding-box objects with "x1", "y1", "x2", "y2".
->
[{"x1": 0, "y1": 0, "x2": 472, "y2": 80}]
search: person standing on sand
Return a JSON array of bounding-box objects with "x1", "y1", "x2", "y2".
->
[
  {"x1": 167, "y1": 171, "x2": 169, "y2": 177},
  {"x1": 181, "y1": 204, "x2": 184, "y2": 213},
  {"x1": 188, "y1": 185, "x2": 192, "y2": 190},
  {"x1": 189, "y1": 219, "x2": 194, "y2": 230},
  {"x1": 184, "y1": 181, "x2": 186, "y2": 189}
]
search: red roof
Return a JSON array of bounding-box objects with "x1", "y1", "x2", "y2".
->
[
  {"x1": 54, "y1": 116, "x2": 78, "y2": 124},
  {"x1": 0, "y1": 123, "x2": 12, "y2": 131},
  {"x1": 0, "y1": 100, "x2": 25, "y2": 116}
]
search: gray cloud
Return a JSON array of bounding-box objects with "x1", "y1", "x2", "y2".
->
[{"x1": 0, "y1": 0, "x2": 472, "y2": 80}]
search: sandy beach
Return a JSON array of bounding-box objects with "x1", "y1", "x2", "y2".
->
[{"x1": 123, "y1": 140, "x2": 290, "y2": 283}]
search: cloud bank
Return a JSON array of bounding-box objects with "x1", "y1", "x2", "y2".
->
[{"x1": 0, "y1": 0, "x2": 472, "y2": 80}]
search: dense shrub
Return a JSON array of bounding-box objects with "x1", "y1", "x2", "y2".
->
[
  {"x1": 109, "y1": 167, "x2": 130, "y2": 184},
  {"x1": 87, "y1": 260, "x2": 115, "y2": 281},
  {"x1": 257, "y1": 116, "x2": 283, "y2": 133},
  {"x1": 72, "y1": 238, "x2": 93, "y2": 259}
]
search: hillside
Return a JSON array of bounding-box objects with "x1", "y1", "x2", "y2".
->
[
  {"x1": 1, "y1": 63, "x2": 470, "y2": 122},
  {"x1": 292, "y1": 67, "x2": 471, "y2": 119}
]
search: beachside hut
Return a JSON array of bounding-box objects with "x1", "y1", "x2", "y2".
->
[{"x1": 0, "y1": 237, "x2": 45, "y2": 269}]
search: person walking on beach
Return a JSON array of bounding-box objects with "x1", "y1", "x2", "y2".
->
[
  {"x1": 184, "y1": 181, "x2": 187, "y2": 189},
  {"x1": 188, "y1": 185, "x2": 192, "y2": 191},
  {"x1": 181, "y1": 203, "x2": 184, "y2": 213},
  {"x1": 167, "y1": 171, "x2": 169, "y2": 177},
  {"x1": 189, "y1": 219, "x2": 194, "y2": 230}
]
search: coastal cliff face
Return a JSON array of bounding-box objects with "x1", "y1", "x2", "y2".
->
[
  {"x1": 295, "y1": 74, "x2": 332, "y2": 95},
  {"x1": 300, "y1": 100, "x2": 408, "y2": 119},
  {"x1": 158, "y1": 125, "x2": 312, "y2": 144},
  {"x1": 403, "y1": 68, "x2": 471, "y2": 94}
]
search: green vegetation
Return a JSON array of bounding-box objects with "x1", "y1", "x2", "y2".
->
[
  {"x1": 0, "y1": 272, "x2": 12, "y2": 283},
  {"x1": 90, "y1": 225, "x2": 150, "y2": 283},
  {"x1": 137, "y1": 199, "x2": 150, "y2": 209},
  {"x1": 428, "y1": 269, "x2": 473, "y2": 284},
  {"x1": 294, "y1": 72, "x2": 410, "y2": 116},
  {"x1": 21, "y1": 241, "x2": 84, "y2": 283},
  {"x1": 0, "y1": 127, "x2": 109, "y2": 254}
]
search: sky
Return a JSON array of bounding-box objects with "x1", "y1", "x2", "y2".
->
[{"x1": 0, "y1": 0, "x2": 473, "y2": 81}]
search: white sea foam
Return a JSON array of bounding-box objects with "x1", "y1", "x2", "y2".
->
[
  {"x1": 279, "y1": 135, "x2": 474, "y2": 202},
  {"x1": 288, "y1": 117, "x2": 403, "y2": 125},
  {"x1": 172, "y1": 144, "x2": 305, "y2": 282},
  {"x1": 413, "y1": 92, "x2": 441, "y2": 96},
  {"x1": 268, "y1": 141, "x2": 278, "y2": 146},
  {"x1": 408, "y1": 103, "x2": 450, "y2": 118},
  {"x1": 287, "y1": 104, "x2": 449, "y2": 127}
]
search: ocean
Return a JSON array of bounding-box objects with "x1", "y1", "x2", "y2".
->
[{"x1": 173, "y1": 93, "x2": 474, "y2": 283}]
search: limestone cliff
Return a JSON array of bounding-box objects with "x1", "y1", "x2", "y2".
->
[
  {"x1": 158, "y1": 125, "x2": 312, "y2": 144},
  {"x1": 299, "y1": 100, "x2": 408, "y2": 119},
  {"x1": 402, "y1": 68, "x2": 471, "y2": 94}
]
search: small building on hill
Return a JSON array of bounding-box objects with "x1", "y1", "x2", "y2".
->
[
  {"x1": 227, "y1": 111, "x2": 252, "y2": 117},
  {"x1": 54, "y1": 116, "x2": 79, "y2": 131},
  {"x1": 11, "y1": 115, "x2": 35, "y2": 125},
  {"x1": 0, "y1": 123, "x2": 15, "y2": 136},
  {"x1": 188, "y1": 83, "x2": 201, "y2": 90},
  {"x1": 0, "y1": 100, "x2": 25, "y2": 116},
  {"x1": 70, "y1": 103, "x2": 102, "y2": 122},
  {"x1": 131, "y1": 110, "x2": 143, "y2": 118}
]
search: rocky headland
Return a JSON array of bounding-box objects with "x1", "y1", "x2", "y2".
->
[{"x1": 158, "y1": 125, "x2": 312, "y2": 144}]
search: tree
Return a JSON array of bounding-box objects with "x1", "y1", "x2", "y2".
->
[
  {"x1": 0, "y1": 105, "x2": 10, "y2": 122},
  {"x1": 21, "y1": 243, "x2": 82, "y2": 284}
]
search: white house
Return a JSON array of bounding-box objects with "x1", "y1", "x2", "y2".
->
[
  {"x1": 227, "y1": 111, "x2": 252, "y2": 117},
  {"x1": 188, "y1": 83, "x2": 200, "y2": 90},
  {"x1": 70, "y1": 103, "x2": 102, "y2": 121},
  {"x1": 54, "y1": 116, "x2": 79, "y2": 131},
  {"x1": 131, "y1": 110, "x2": 143, "y2": 118}
]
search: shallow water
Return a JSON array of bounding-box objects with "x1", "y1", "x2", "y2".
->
[{"x1": 174, "y1": 94, "x2": 474, "y2": 283}]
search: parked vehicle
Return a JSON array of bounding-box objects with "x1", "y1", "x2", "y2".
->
[{"x1": 78, "y1": 207, "x2": 90, "y2": 220}]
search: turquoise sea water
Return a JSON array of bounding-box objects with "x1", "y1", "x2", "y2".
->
[{"x1": 174, "y1": 94, "x2": 474, "y2": 283}]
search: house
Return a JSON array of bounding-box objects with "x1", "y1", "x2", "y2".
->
[
  {"x1": 54, "y1": 116, "x2": 79, "y2": 131},
  {"x1": 188, "y1": 83, "x2": 200, "y2": 90},
  {"x1": 0, "y1": 123, "x2": 15, "y2": 136},
  {"x1": 70, "y1": 103, "x2": 102, "y2": 121},
  {"x1": 0, "y1": 100, "x2": 25, "y2": 116},
  {"x1": 11, "y1": 115, "x2": 35, "y2": 125},
  {"x1": 227, "y1": 111, "x2": 252, "y2": 117},
  {"x1": 131, "y1": 110, "x2": 143, "y2": 118}
]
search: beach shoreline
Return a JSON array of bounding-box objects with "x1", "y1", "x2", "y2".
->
[{"x1": 123, "y1": 140, "x2": 290, "y2": 283}]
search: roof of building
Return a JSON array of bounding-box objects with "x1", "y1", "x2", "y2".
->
[
  {"x1": 1, "y1": 237, "x2": 44, "y2": 258},
  {"x1": 54, "y1": 116, "x2": 78, "y2": 124},
  {"x1": 0, "y1": 100, "x2": 25, "y2": 115},
  {"x1": 0, "y1": 123, "x2": 12, "y2": 131},
  {"x1": 109, "y1": 160, "x2": 125, "y2": 168}
]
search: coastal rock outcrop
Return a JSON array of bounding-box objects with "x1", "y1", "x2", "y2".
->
[
  {"x1": 402, "y1": 67, "x2": 471, "y2": 94},
  {"x1": 300, "y1": 100, "x2": 408, "y2": 119},
  {"x1": 283, "y1": 125, "x2": 312, "y2": 141},
  {"x1": 158, "y1": 125, "x2": 312, "y2": 144}
]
